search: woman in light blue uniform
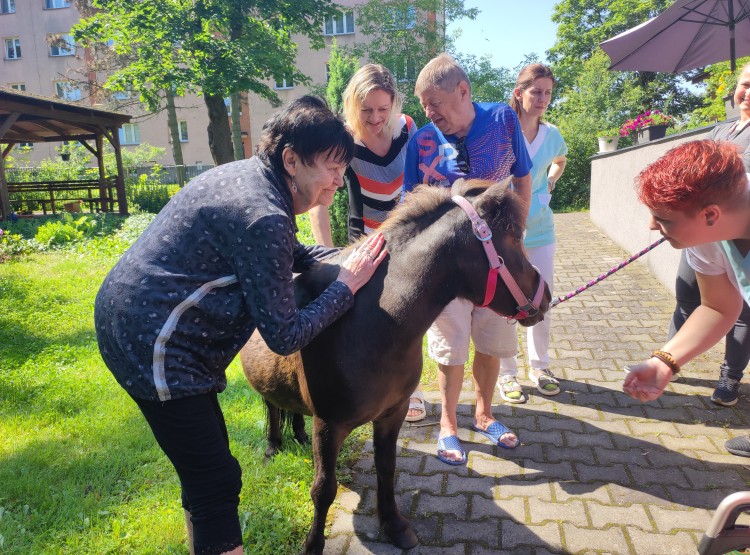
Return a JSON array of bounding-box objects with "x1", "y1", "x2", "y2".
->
[{"x1": 498, "y1": 63, "x2": 568, "y2": 404}]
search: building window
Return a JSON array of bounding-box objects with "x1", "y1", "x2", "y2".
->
[
  {"x1": 49, "y1": 34, "x2": 75, "y2": 56},
  {"x1": 391, "y1": 58, "x2": 416, "y2": 83},
  {"x1": 0, "y1": 0, "x2": 16, "y2": 14},
  {"x1": 44, "y1": 0, "x2": 70, "y2": 8},
  {"x1": 323, "y1": 10, "x2": 354, "y2": 35},
  {"x1": 112, "y1": 90, "x2": 131, "y2": 100},
  {"x1": 178, "y1": 121, "x2": 189, "y2": 142},
  {"x1": 54, "y1": 80, "x2": 82, "y2": 101},
  {"x1": 119, "y1": 123, "x2": 141, "y2": 145},
  {"x1": 4, "y1": 37, "x2": 20, "y2": 59},
  {"x1": 384, "y1": 5, "x2": 416, "y2": 30},
  {"x1": 274, "y1": 76, "x2": 294, "y2": 90},
  {"x1": 9, "y1": 83, "x2": 25, "y2": 91}
]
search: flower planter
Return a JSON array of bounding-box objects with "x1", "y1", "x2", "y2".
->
[
  {"x1": 64, "y1": 201, "x2": 82, "y2": 214},
  {"x1": 634, "y1": 124, "x2": 668, "y2": 144},
  {"x1": 597, "y1": 136, "x2": 619, "y2": 153}
]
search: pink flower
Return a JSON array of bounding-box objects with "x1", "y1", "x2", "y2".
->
[{"x1": 620, "y1": 110, "x2": 675, "y2": 137}]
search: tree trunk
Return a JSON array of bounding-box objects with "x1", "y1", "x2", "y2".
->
[
  {"x1": 230, "y1": 92, "x2": 244, "y2": 160},
  {"x1": 205, "y1": 93, "x2": 234, "y2": 166},
  {"x1": 165, "y1": 89, "x2": 187, "y2": 186}
]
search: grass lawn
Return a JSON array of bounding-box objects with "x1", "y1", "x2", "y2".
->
[{"x1": 0, "y1": 212, "x2": 436, "y2": 554}]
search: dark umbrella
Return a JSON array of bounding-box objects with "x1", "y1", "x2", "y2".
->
[{"x1": 600, "y1": 0, "x2": 750, "y2": 72}]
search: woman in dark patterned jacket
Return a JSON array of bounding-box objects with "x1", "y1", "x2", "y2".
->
[{"x1": 94, "y1": 95, "x2": 386, "y2": 555}]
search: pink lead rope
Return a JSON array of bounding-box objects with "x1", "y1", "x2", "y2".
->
[
  {"x1": 451, "y1": 195, "x2": 545, "y2": 320},
  {"x1": 549, "y1": 236, "x2": 666, "y2": 308}
]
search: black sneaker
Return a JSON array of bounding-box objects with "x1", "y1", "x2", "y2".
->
[
  {"x1": 711, "y1": 374, "x2": 740, "y2": 406},
  {"x1": 726, "y1": 435, "x2": 750, "y2": 457}
]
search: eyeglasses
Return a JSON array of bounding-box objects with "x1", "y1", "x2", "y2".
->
[{"x1": 455, "y1": 138, "x2": 471, "y2": 174}]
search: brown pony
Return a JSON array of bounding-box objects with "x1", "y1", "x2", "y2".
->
[{"x1": 241, "y1": 178, "x2": 551, "y2": 554}]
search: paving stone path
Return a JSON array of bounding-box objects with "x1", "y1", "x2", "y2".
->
[{"x1": 323, "y1": 212, "x2": 750, "y2": 555}]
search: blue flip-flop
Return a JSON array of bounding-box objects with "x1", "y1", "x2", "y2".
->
[
  {"x1": 470, "y1": 421, "x2": 520, "y2": 449},
  {"x1": 437, "y1": 434, "x2": 467, "y2": 465}
]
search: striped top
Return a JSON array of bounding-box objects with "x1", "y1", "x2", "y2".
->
[{"x1": 346, "y1": 114, "x2": 416, "y2": 241}]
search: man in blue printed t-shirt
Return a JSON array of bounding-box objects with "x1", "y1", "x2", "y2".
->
[{"x1": 403, "y1": 53, "x2": 532, "y2": 466}]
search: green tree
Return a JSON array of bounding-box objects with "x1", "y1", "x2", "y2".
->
[
  {"x1": 548, "y1": 49, "x2": 640, "y2": 210},
  {"x1": 453, "y1": 53, "x2": 516, "y2": 104},
  {"x1": 325, "y1": 39, "x2": 358, "y2": 114},
  {"x1": 324, "y1": 40, "x2": 358, "y2": 247},
  {"x1": 350, "y1": 0, "x2": 478, "y2": 125},
  {"x1": 549, "y1": 0, "x2": 701, "y2": 116},
  {"x1": 73, "y1": 0, "x2": 339, "y2": 166},
  {"x1": 690, "y1": 56, "x2": 750, "y2": 126}
]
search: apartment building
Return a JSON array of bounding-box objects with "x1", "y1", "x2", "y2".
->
[{"x1": 0, "y1": 0, "x2": 372, "y2": 167}]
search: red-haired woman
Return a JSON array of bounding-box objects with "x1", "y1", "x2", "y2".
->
[
  {"x1": 624, "y1": 139, "x2": 750, "y2": 456},
  {"x1": 667, "y1": 63, "x2": 750, "y2": 411}
]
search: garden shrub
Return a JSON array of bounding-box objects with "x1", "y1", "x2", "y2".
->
[
  {"x1": 35, "y1": 214, "x2": 98, "y2": 246},
  {"x1": 0, "y1": 229, "x2": 40, "y2": 258},
  {"x1": 126, "y1": 174, "x2": 180, "y2": 213},
  {"x1": 328, "y1": 188, "x2": 350, "y2": 247}
]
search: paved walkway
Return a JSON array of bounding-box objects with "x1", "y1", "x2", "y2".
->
[{"x1": 324, "y1": 212, "x2": 750, "y2": 554}]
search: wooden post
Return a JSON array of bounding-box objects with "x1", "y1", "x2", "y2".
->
[
  {"x1": 95, "y1": 133, "x2": 109, "y2": 212},
  {"x1": 0, "y1": 114, "x2": 20, "y2": 222},
  {"x1": 0, "y1": 144, "x2": 14, "y2": 221},
  {"x1": 110, "y1": 127, "x2": 128, "y2": 215}
]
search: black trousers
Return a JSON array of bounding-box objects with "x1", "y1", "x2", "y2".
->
[
  {"x1": 133, "y1": 392, "x2": 243, "y2": 555},
  {"x1": 668, "y1": 251, "x2": 750, "y2": 381}
]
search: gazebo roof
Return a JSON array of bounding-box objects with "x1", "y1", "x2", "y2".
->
[{"x1": 0, "y1": 88, "x2": 131, "y2": 145}]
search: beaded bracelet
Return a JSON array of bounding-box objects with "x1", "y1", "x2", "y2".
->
[{"x1": 651, "y1": 350, "x2": 680, "y2": 375}]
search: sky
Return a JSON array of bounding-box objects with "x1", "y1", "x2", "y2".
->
[{"x1": 448, "y1": 0, "x2": 560, "y2": 70}]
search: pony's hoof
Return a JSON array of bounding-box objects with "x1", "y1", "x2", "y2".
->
[
  {"x1": 383, "y1": 519, "x2": 418, "y2": 549},
  {"x1": 264, "y1": 444, "x2": 280, "y2": 459}
]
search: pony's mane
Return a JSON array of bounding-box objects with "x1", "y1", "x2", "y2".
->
[
  {"x1": 295, "y1": 178, "x2": 523, "y2": 308},
  {"x1": 380, "y1": 177, "x2": 523, "y2": 238}
]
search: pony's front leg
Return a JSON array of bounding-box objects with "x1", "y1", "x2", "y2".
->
[
  {"x1": 304, "y1": 416, "x2": 349, "y2": 555},
  {"x1": 373, "y1": 414, "x2": 418, "y2": 549}
]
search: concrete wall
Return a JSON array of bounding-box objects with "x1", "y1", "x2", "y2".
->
[{"x1": 589, "y1": 125, "x2": 716, "y2": 296}]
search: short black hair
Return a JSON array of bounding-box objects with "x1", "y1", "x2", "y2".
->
[{"x1": 256, "y1": 95, "x2": 354, "y2": 174}]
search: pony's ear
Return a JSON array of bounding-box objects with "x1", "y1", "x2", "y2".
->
[{"x1": 455, "y1": 178, "x2": 495, "y2": 200}]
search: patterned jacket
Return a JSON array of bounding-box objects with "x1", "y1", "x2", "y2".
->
[{"x1": 95, "y1": 156, "x2": 354, "y2": 401}]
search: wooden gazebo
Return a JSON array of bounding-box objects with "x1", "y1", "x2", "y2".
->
[{"x1": 0, "y1": 89, "x2": 132, "y2": 221}]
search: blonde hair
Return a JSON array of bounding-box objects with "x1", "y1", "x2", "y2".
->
[
  {"x1": 342, "y1": 64, "x2": 403, "y2": 141},
  {"x1": 414, "y1": 53, "x2": 471, "y2": 97}
]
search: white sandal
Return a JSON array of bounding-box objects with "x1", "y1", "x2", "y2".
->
[
  {"x1": 497, "y1": 375, "x2": 527, "y2": 404},
  {"x1": 405, "y1": 389, "x2": 426, "y2": 422},
  {"x1": 529, "y1": 368, "x2": 560, "y2": 396}
]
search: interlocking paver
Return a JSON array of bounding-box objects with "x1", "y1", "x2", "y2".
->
[
  {"x1": 528, "y1": 497, "x2": 588, "y2": 527},
  {"x1": 471, "y1": 494, "x2": 526, "y2": 522},
  {"x1": 562, "y1": 522, "x2": 630, "y2": 553},
  {"x1": 500, "y1": 520, "x2": 563, "y2": 551},
  {"x1": 587, "y1": 501, "x2": 652, "y2": 531},
  {"x1": 626, "y1": 528, "x2": 698, "y2": 555},
  {"x1": 322, "y1": 213, "x2": 750, "y2": 554}
]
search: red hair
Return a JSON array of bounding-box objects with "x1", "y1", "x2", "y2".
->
[{"x1": 636, "y1": 140, "x2": 747, "y2": 214}]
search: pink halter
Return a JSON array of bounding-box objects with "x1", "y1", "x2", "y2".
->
[{"x1": 451, "y1": 195, "x2": 546, "y2": 320}]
